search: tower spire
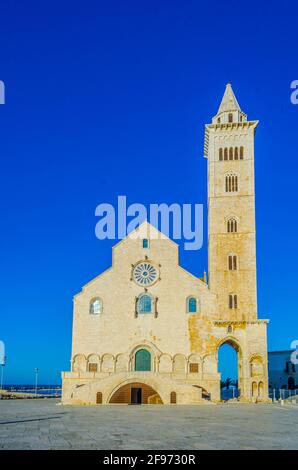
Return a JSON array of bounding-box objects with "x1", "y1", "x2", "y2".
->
[
  {"x1": 212, "y1": 83, "x2": 247, "y2": 124},
  {"x1": 217, "y1": 83, "x2": 241, "y2": 114}
]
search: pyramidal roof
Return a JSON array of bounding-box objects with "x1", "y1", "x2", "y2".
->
[{"x1": 217, "y1": 83, "x2": 241, "y2": 114}]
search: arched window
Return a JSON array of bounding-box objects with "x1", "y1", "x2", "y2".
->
[
  {"x1": 229, "y1": 294, "x2": 238, "y2": 309},
  {"x1": 228, "y1": 254, "x2": 237, "y2": 271},
  {"x1": 138, "y1": 294, "x2": 152, "y2": 314},
  {"x1": 229, "y1": 147, "x2": 233, "y2": 160},
  {"x1": 89, "y1": 298, "x2": 102, "y2": 315},
  {"x1": 187, "y1": 297, "x2": 198, "y2": 313},
  {"x1": 219, "y1": 148, "x2": 223, "y2": 161},
  {"x1": 170, "y1": 391, "x2": 177, "y2": 404},
  {"x1": 225, "y1": 173, "x2": 238, "y2": 192},
  {"x1": 96, "y1": 392, "x2": 102, "y2": 404},
  {"x1": 227, "y1": 218, "x2": 237, "y2": 233},
  {"x1": 224, "y1": 148, "x2": 228, "y2": 160},
  {"x1": 234, "y1": 147, "x2": 239, "y2": 160},
  {"x1": 217, "y1": 117, "x2": 221, "y2": 123},
  {"x1": 135, "y1": 349, "x2": 151, "y2": 371},
  {"x1": 142, "y1": 238, "x2": 149, "y2": 248},
  {"x1": 228, "y1": 113, "x2": 233, "y2": 123},
  {"x1": 240, "y1": 146, "x2": 244, "y2": 159}
]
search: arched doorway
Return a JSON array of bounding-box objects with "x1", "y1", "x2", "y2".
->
[
  {"x1": 109, "y1": 382, "x2": 163, "y2": 404},
  {"x1": 135, "y1": 349, "x2": 151, "y2": 371},
  {"x1": 218, "y1": 339, "x2": 241, "y2": 400}
]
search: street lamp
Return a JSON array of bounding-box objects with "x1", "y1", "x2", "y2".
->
[
  {"x1": 0, "y1": 341, "x2": 5, "y2": 400},
  {"x1": 34, "y1": 368, "x2": 39, "y2": 396},
  {"x1": 0, "y1": 357, "x2": 5, "y2": 400}
]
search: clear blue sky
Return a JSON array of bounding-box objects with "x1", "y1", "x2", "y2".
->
[{"x1": 0, "y1": 0, "x2": 297, "y2": 384}]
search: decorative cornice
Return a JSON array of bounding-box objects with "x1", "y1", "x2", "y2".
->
[
  {"x1": 213, "y1": 319, "x2": 269, "y2": 326},
  {"x1": 206, "y1": 120, "x2": 258, "y2": 132}
]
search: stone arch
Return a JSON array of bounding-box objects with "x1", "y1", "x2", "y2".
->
[
  {"x1": 252, "y1": 381, "x2": 258, "y2": 398},
  {"x1": 188, "y1": 354, "x2": 201, "y2": 374},
  {"x1": 159, "y1": 354, "x2": 172, "y2": 373},
  {"x1": 173, "y1": 354, "x2": 187, "y2": 374},
  {"x1": 217, "y1": 336, "x2": 242, "y2": 353},
  {"x1": 130, "y1": 342, "x2": 160, "y2": 372},
  {"x1": 109, "y1": 382, "x2": 163, "y2": 404},
  {"x1": 87, "y1": 354, "x2": 100, "y2": 372},
  {"x1": 249, "y1": 354, "x2": 264, "y2": 377},
  {"x1": 258, "y1": 381, "x2": 264, "y2": 398},
  {"x1": 106, "y1": 376, "x2": 167, "y2": 405},
  {"x1": 249, "y1": 352, "x2": 266, "y2": 362},
  {"x1": 101, "y1": 354, "x2": 115, "y2": 373},
  {"x1": 130, "y1": 341, "x2": 161, "y2": 357},
  {"x1": 72, "y1": 354, "x2": 87, "y2": 373},
  {"x1": 217, "y1": 337, "x2": 243, "y2": 399},
  {"x1": 115, "y1": 353, "x2": 129, "y2": 373}
]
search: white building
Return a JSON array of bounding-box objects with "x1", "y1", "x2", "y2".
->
[{"x1": 268, "y1": 350, "x2": 297, "y2": 391}]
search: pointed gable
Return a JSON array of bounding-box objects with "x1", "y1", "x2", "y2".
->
[{"x1": 217, "y1": 83, "x2": 241, "y2": 114}]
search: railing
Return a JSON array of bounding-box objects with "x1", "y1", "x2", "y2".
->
[{"x1": 269, "y1": 388, "x2": 298, "y2": 401}]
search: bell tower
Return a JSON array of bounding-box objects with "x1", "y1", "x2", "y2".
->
[{"x1": 204, "y1": 84, "x2": 258, "y2": 321}]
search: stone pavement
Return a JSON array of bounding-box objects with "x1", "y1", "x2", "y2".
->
[{"x1": 0, "y1": 398, "x2": 297, "y2": 450}]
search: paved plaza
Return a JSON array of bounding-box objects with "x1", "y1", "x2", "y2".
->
[{"x1": 0, "y1": 398, "x2": 297, "y2": 450}]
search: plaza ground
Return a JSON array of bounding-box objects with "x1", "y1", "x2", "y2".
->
[{"x1": 0, "y1": 398, "x2": 297, "y2": 450}]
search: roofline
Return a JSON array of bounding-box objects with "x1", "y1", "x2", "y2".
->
[
  {"x1": 268, "y1": 350, "x2": 296, "y2": 355},
  {"x1": 111, "y1": 220, "x2": 179, "y2": 251},
  {"x1": 73, "y1": 266, "x2": 113, "y2": 298}
]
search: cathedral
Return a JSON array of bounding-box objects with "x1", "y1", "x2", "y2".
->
[{"x1": 61, "y1": 84, "x2": 269, "y2": 405}]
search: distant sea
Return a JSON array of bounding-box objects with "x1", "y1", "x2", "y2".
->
[{"x1": 3, "y1": 385, "x2": 61, "y2": 396}]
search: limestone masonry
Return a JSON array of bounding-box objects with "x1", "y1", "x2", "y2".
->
[{"x1": 62, "y1": 84, "x2": 269, "y2": 405}]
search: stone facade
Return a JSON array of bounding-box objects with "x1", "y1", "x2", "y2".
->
[{"x1": 62, "y1": 84, "x2": 269, "y2": 405}]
